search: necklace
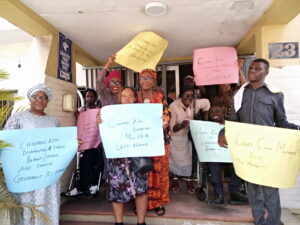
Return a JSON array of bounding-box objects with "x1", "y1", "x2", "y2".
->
[{"x1": 141, "y1": 88, "x2": 154, "y2": 103}]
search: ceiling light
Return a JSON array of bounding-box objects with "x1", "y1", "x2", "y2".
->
[{"x1": 145, "y1": 2, "x2": 168, "y2": 16}]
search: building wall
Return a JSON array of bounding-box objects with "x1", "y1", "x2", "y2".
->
[
  {"x1": 44, "y1": 75, "x2": 77, "y2": 192},
  {"x1": 261, "y1": 13, "x2": 300, "y2": 66},
  {"x1": 0, "y1": 42, "x2": 32, "y2": 89},
  {"x1": 0, "y1": 36, "x2": 78, "y2": 192}
]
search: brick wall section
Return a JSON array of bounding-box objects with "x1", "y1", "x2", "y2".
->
[{"x1": 45, "y1": 75, "x2": 77, "y2": 192}]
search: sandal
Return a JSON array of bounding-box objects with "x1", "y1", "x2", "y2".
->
[
  {"x1": 186, "y1": 179, "x2": 195, "y2": 195},
  {"x1": 155, "y1": 206, "x2": 165, "y2": 216},
  {"x1": 171, "y1": 177, "x2": 180, "y2": 193}
]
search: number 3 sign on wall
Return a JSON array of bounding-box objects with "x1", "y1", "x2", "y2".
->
[{"x1": 269, "y1": 42, "x2": 299, "y2": 59}]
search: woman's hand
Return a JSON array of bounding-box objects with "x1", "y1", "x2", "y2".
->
[
  {"x1": 162, "y1": 115, "x2": 169, "y2": 130},
  {"x1": 77, "y1": 138, "x2": 83, "y2": 146},
  {"x1": 96, "y1": 113, "x2": 103, "y2": 124},
  {"x1": 181, "y1": 120, "x2": 190, "y2": 129},
  {"x1": 103, "y1": 54, "x2": 116, "y2": 69}
]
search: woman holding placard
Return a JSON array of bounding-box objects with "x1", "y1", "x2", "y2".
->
[
  {"x1": 169, "y1": 86, "x2": 210, "y2": 195},
  {"x1": 98, "y1": 87, "x2": 149, "y2": 225},
  {"x1": 64, "y1": 88, "x2": 102, "y2": 198},
  {"x1": 4, "y1": 84, "x2": 60, "y2": 225},
  {"x1": 137, "y1": 68, "x2": 170, "y2": 216}
]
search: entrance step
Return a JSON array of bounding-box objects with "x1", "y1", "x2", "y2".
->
[
  {"x1": 60, "y1": 186, "x2": 253, "y2": 225},
  {"x1": 61, "y1": 222, "x2": 118, "y2": 225}
]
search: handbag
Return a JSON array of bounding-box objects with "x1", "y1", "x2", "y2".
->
[{"x1": 130, "y1": 157, "x2": 153, "y2": 174}]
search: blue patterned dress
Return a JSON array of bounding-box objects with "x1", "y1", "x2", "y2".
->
[{"x1": 4, "y1": 110, "x2": 60, "y2": 225}]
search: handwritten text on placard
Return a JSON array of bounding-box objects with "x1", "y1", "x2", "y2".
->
[
  {"x1": 116, "y1": 32, "x2": 168, "y2": 72},
  {"x1": 0, "y1": 127, "x2": 77, "y2": 193},
  {"x1": 190, "y1": 120, "x2": 232, "y2": 163},
  {"x1": 77, "y1": 109, "x2": 101, "y2": 151},
  {"x1": 100, "y1": 104, "x2": 165, "y2": 158},
  {"x1": 193, "y1": 47, "x2": 238, "y2": 85},
  {"x1": 225, "y1": 121, "x2": 300, "y2": 188}
]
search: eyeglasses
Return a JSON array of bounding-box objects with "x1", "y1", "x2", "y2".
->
[
  {"x1": 31, "y1": 95, "x2": 48, "y2": 101},
  {"x1": 139, "y1": 76, "x2": 153, "y2": 81},
  {"x1": 109, "y1": 81, "x2": 122, "y2": 86},
  {"x1": 182, "y1": 94, "x2": 194, "y2": 98}
]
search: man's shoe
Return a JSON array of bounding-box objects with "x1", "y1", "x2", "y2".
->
[
  {"x1": 229, "y1": 192, "x2": 248, "y2": 205},
  {"x1": 209, "y1": 196, "x2": 224, "y2": 205}
]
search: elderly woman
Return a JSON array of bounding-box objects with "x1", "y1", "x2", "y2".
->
[
  {"x1": 136, "y1": 69, "x2": 170, "y2": 216},
  {"x1": 97, "y1": 54, "x2": 123, "y2": 106},
  {"x1": 4, "y1": 84, "x2": 60, "y2": 225},
  {"x1": 100, "y1": 87, "x2": 149, "y2": 225},
  {"x1": 169, "y1": 86, "x2": 210, "y2": 194}
]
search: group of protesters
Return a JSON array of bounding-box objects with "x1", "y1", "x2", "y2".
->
[{"x1": 4, "y1": 53, "x2": 299, "y2": 225}]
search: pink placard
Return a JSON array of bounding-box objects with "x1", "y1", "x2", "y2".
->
[
  {"x1": 193, "y1": 47, "x2": 239, "y2": 85},
  {"x1": 77, "y1": 108, "x2": 101, "y2": 151}
]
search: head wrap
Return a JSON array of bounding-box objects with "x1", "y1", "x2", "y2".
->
[
  {"x1": 27, "y1": 83, "x2": 53, "y2": 101},
  {"x1": 139, "y1": 69, "x2": 157, "y2": 80},
  {"x1": 105, "y1": 70, "x2": 122, "y2": 88}
]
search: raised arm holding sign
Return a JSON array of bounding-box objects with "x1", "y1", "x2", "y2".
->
[{"x1": 115, "y1": 31, "x2": 168, "y2": 72}]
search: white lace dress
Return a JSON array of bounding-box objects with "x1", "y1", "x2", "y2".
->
[{"x1": 4, "y1": 110, "x2": 60, "y2": 225}]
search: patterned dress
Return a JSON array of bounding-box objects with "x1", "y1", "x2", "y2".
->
[
  {"x1": 210, "y1": 88, "x2": 238, "y2": 120},
  {"x1": 4, "y1": 110, "x2": 60, "y2": 225},
  {"x1": 137, "y1": 92, "x2": 170, "y2": 210},
  {"x1": 107, "y1": 158, "x2": 148, "y2": 203}
]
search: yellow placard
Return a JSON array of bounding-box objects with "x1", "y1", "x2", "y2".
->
[
  {"x1": 115, "y1": 31, "x2": 168, "y2": 72},
  {"x1": 225, "y1": 121, "x2": 300, "y2": 188}
]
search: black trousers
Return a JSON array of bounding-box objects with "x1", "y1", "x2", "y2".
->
[
  {"x1": 207, "y1": 162, "x2": 242, "y2": 197},
  {"x1": 78, "y1": 146, "x2": 104, "y2": 191}
]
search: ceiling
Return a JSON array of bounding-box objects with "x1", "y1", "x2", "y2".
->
[{"x1": 11, "y1": 0, "x2": 274, "y2": 62}]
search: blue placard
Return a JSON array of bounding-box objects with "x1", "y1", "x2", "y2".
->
[
  {"x1": 100, "y1": 104, "x2": 165, "y2": 158},
  {"x1": 190, "y1": 120, "x2": 232, "y2": 163},
  {"x1": 58, "y1": 32, "x2": 72, "y2": 82},
  {"x1": 0, "y1": 127, "x2": 78, "y2": 193}
]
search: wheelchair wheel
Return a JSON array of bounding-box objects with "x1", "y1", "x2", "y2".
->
[{"x1": 195, "y1": 187, "x2": 206, "y2": 201}]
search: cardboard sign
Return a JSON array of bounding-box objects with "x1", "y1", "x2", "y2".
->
[
  {"x1": 190, "y1": 120, "x2": 232, "y2": 163},
  {"x1": 225, "y1": 121, "x2": 300, "y2": 188},
  {"x1": 116, "y1": 31, "x2": 168, "y2": 72},
  {"x1": 100, "y1": 104, "x2": 165, "y2": 158},
  {"x1": 193, "y1": 47, "x2": 238, "y2": 85},
  {"x1": 0, "y1": 127, "x2": 78, "y2": 193},
  {"x1": 77, "y1": 108, "x2": 101, "y2": 151}
]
